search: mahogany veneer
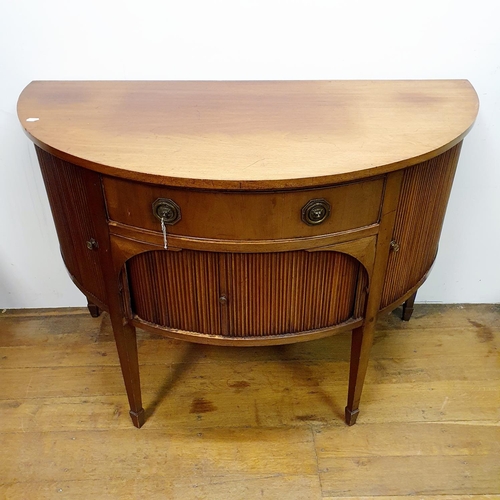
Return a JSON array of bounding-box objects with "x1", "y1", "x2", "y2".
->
[{"x1": 18, "y1": 81, "x2": 478, "y2": 427}]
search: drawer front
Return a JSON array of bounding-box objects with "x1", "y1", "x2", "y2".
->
[{"x1": 103, "y1": 176, "x2": 384, "y2": 240}]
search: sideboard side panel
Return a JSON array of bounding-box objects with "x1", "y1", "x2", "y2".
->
[
  {"x1": 35, "y1": 147, "x2": 107, "y2": 304},
  {"x1": 381, "y1": 143, "x2": 463, "y2": 309}
]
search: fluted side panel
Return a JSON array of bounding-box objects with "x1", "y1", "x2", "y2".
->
[
  {"x1": 381, "y1": 143, "x2": 462, "y2": 308},
  {"x1": 36, "y1": 147, "x2": 107, "y2": 303},
  {"x1": 128, "y1": 250, "x2": 367, "y2": 337}
]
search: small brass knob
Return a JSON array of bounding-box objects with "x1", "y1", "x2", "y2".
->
[
  {"x1": 152, "y1": 198, "x2": 181, "y2": 225},
  {"x1": 219, "y1": 295, "x2": 228, "y2": 305},
  {"x1": 302, "y1": 199, "x2": 331, "y2": 226},
  {"x1": 86, "y1": 238, "x2": 98, "y2": 250},
  {"x1": 390, "y1": 240, "x2": 400, "y2": 252}
]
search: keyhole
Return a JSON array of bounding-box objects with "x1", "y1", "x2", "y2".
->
[
  {"x1": 310, "y1": 206, "x2": 325, "y2": 220},
  {"x1": 159, "y1": 206, "x2": 174, "y2": 220}
]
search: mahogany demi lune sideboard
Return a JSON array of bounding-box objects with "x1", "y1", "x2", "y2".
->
[{"x1": 17, "y1": 80, "x2": 479, "y2": 428}]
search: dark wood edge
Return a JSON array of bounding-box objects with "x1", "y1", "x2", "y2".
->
[
  {"x1": 130, "y1": 317, "x2": 364, "y2": 346},
  {"x1": 19, "y1": 126, "x2": 477, "y2": 191},
  {"x1": 102, "y1": 172, "x2": 388, "y2": 195},
  {"x1": 377, "y1": 256, "x2": 437, "y2": 317}
]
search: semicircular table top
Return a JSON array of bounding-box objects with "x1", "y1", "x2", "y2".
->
[{"x1": 17, "y1": 80, "x2": 479, "y2": 190}]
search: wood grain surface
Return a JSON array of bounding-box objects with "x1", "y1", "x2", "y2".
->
[
  {"x1": 0, "y1": 304, "x2": 498, "y2": 499},
  {"x1": 18, "y1": 80, "x2": 478, "y2": 189}
]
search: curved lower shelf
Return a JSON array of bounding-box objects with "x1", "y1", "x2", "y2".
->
[{"x1": 132, "y1": 316, "x2": 364, "y2": 346}]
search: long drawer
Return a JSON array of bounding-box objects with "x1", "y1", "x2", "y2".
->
[{"x1": 103, "y1": 176, "x2": 385, "y2": 241}]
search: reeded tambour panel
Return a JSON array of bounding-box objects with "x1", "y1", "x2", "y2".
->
[
  {"x1": 127, "y1": 250, "x2": 221, "y2": 334},
  {"x1": 127, "y1": 250, "x2": 367, "y2": 337},
  {"x1": 36, "y1": 148, "x2": 107, "y2": 304},
  {"x1": 381, "y1": 143, "x2": 462, "y2": 309}
]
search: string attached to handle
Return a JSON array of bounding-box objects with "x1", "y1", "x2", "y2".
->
[{"x1": 161, "y1": 217, "x2": 168, "y2": 250}]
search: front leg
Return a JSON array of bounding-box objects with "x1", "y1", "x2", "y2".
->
[
  {"x1": 345, "y1": 321, "x2": 377, "y2": 425},
  {"x1": 81, "y1": 169, "x2": 144, "y2": 428},
  {"x1": 345, "y1": 170, "x2": 404, "y2": 425},
  {"x1": 109, "y1": 313, "x2": 145, "y2": 428}
]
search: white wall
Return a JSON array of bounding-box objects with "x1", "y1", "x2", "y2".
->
[{"x1": 1, "y1": 0, "x2": 499, "y2": 308}]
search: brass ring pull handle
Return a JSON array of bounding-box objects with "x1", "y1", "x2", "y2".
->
[
  {"x1": 152, "y1": 198, "x2": 181, "y2": 225},
  {"x1": 301, "y1": 199, "x2": 331, "y2": 225}
]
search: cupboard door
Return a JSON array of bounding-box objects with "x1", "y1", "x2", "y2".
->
[
  {"x1": 127, "y1": 249, "x2": 367, "y2": 338},
  {"x1": 381, "y1": 143, "x2": 462, "y2": 309}
]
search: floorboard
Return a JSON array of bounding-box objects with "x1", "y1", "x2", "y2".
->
[{"x1": 0, "y1": 304, "x2": 498, "y2": 499}]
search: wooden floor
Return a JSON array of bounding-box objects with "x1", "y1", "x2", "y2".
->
[{"x1": 0, "y1": 304, "x2": 498, "y2": 499}]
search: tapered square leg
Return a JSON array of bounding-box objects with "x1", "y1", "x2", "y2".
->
[
  {"x1": 130, "y1": 408, "x2": 146, "y2": 428},
  {"x1": 402, "y1": 291, "x2": 417, "y2": 321},
  {"x1": 87, "y1": 300, "x2": 101, "y2": 318},
  {"x1": 345, "y1": 407, "x2": 359, "y2": 426},
  {"x1": 80, "y1": 169, "x2": 145, "y2": 428},
  {"x1": 345, "y1": 322, "x2": 376, "y2": 426},
  {"x1": 110, "y1": 318, "x2": 145, "y2": 428}
]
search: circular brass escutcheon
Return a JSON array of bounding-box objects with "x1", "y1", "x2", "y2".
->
[
  {"x1": 152, "y1": 198, "x2": 181, "y2": 225},
  {"x1": 301, "y1": 198, "x2": 331, "y2": 225}
]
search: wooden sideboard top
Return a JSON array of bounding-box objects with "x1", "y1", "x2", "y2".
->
[{"x1": 18, "y1": 80, "x2": 478, "y2": 190}]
